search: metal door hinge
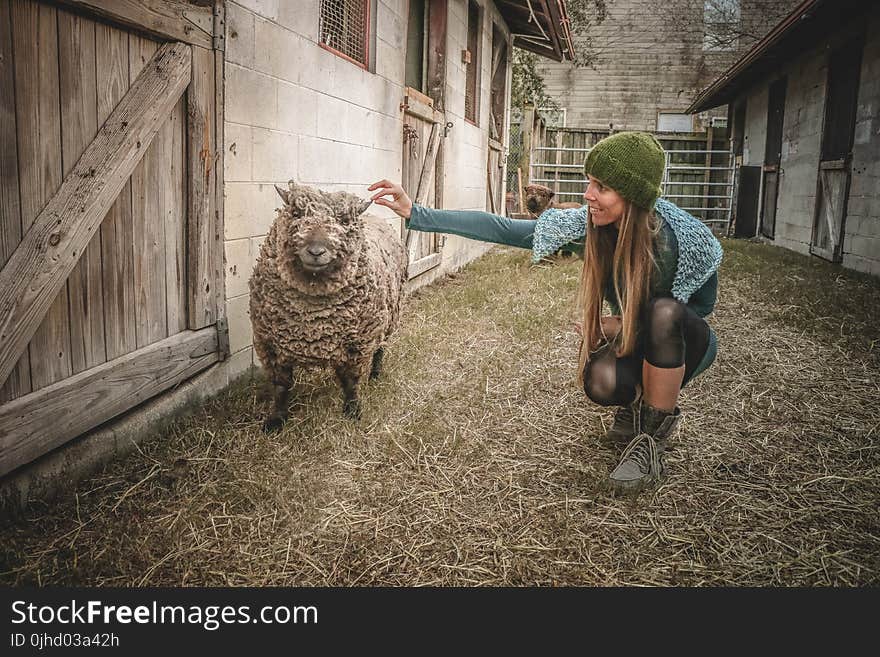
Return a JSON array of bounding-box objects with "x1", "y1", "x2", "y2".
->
[
  {"x1": 212, "y1": 2, "x2": 226, "y2": 51},
  {"x1": 217, "y1": 316, "x2": 230, "y2": 360}
]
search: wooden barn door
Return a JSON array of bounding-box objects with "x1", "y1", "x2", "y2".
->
[
  {"x1": 401, "y1": 0, "x2": 448, "y2": 280},
  {"x1": 402, "y1": 88, "x2": 444, "y2": 279},
  {"x1": 811, "y1": 39, "x2": 863, "y2": 262},
  {"x1": 0, "y1": 0, "x2": 225, "y2": 478}
]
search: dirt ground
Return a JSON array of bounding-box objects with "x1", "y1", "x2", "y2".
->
[{"x1": 1, "y1": 239, "x2": 878, "y2": 586}]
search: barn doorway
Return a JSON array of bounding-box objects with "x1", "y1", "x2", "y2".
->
[
  {"x1": 811, "y1": 38, "x2": 864, "y2": 262},
  {"x1": 401, "y1": 0, "x2": 447, "y2": 279}
]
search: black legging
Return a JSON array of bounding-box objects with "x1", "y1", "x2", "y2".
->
[{"x1": 583, "y1": 297, "x2": 711, "y2": 407}]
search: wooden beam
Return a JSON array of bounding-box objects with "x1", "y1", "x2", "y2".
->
[
  {"x1": 426, "y1": 0, "x2": 448, "y2": 110},
  {"x1": 212, "y1": 30, "x2": 227, "y2": 334},
  {"x1": 403, "y1": 94, "x2": 436, "y2": 124},
  {"x1": 50, "y1": 0, "x2": 213, "y2": 48},
  {"x1": 187, "y1": 45, "x2": 219, "y2": 329},
  {"x1": 407, "y1": 253, "x2": 442, "y2": 280},
  {"x1": 0, "y1": 326, "x2": 219, "y2": 478},
  {"x1": 0, "y1": 41, "x2": 192, "y2": 390}
]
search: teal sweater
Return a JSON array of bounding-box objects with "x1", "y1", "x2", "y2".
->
[{"x1": 407, "y1": 204, "x2": 719, "y2": 318}]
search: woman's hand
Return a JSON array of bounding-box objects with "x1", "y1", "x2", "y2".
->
[
  {"x1": 600, "y1": 315, "x2": 622, "y2": 341},
  {"x1": 368, "y1": 180, "x2": 413, "y2": 219}
]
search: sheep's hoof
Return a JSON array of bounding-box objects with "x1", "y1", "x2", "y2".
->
[
  {"x1": 369, "y1": 367, "x2": 382, "y2": 380},
  {"x1": 262, "y1": 414, "x2": 286, "y2": 433},
  {"x1": 343, "y1": 400, "x2": 362, "y2": 421}
]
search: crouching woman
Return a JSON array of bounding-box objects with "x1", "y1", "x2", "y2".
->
[{"x1": 369, "y1": 132, "x2": 722, "y2": 494}]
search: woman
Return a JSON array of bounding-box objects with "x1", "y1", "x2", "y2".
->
[{"x1": 369, "y1": 132, "x2": 722, "y2": 494}]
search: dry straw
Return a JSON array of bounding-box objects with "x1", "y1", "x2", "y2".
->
[{"x1": 1, "y1": 240, "x2": 878, "y2": 586}]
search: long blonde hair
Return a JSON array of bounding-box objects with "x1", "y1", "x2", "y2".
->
[{"x1": 577, "y1": 201, "x2": 659, "y2": 385}]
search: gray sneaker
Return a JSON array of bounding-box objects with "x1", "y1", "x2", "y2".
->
[{"x1": 609, "y1": 403, "x2": 681, "y2": 494}]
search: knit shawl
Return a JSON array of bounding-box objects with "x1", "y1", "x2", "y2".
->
[{"x1": 530, "y1": 198, "x2": 723, "y2": 303}]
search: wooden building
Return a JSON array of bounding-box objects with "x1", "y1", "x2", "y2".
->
[{"x1": 533, "y1": 0, "x2": 801, "y2": 133}]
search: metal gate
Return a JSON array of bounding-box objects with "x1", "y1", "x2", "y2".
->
[{"x1": 528, "y1": 135, "x2": 736, "y2": 232}]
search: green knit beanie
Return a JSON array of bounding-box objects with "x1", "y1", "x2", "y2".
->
[{"x1": 583, "y1": 131, "x2": 666, "y2": 210}]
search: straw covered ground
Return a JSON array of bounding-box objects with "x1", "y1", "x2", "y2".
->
[{"x1": 1, "y1": 239, "x2": 879, "y2": 586}]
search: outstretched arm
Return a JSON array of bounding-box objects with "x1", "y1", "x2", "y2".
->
[{"x1": 369, "y1": 179, "x2": 538, "y2": 249}]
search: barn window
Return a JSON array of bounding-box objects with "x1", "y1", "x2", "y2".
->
[
  {"x1": 657, "y1": 112, "x2": 694, "y2": 133},
  {"x1": 319, "y1": 0, "x2": 370, "y2": 68},
  {"x1": 464, "y1": 0, "x2": 481, "y2": 124}
]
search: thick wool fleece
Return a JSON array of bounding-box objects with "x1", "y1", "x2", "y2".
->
[{"x1": 249, "y1": 185, "x2": 407, "y2": 380}]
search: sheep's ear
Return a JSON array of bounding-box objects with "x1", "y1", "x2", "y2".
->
[
  {"x1": 340, "y1": 198, "x2": 371, "y2": 223},
  {"x1": 274, "y1": 184, "x2": 289, "y2": 205},
  {"x1": 548, "y1": 189, "x2": 555, "y2": 200},
  {"x1": 329, "y1": 192, "x2": 371, "y2": 222}
]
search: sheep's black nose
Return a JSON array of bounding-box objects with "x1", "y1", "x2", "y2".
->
[{"x1": 307, "y1": 246, "x2": 327, "y2": 257}]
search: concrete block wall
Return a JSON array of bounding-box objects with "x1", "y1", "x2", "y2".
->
[
  {"x1": 844, "y1": 8, "x2": 880, "y2": 276},
  {"x1": 222, "y1": 0, "x2": 514, "y2": 367}
]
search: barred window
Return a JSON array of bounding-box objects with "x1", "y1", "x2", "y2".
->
[{"x1": 320, "y1": 0, "x2": 370, "y2": 68}]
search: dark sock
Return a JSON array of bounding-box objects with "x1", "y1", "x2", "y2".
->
[{"x1": 639, "y1": 401, "x2": 674, "y2": 435}]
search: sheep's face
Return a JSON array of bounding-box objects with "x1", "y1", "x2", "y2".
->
[{"x1": 273, "y1": 183, "x2": 371, "y2": 294}]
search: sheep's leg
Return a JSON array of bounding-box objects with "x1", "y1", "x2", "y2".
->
[
  {"x1": 335, "y1": 365, "x2": 362, "y2": 420},
  {"x1": 369, "y1": 347, "x2": 384, "y2": 380},
  {"x1": 263, "y1": 368, "x2": 293, "y2": 433}
]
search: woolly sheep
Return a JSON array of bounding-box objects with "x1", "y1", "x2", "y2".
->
[{"x1": 249, "y1": 181, "x2": 408, "y2": 430}]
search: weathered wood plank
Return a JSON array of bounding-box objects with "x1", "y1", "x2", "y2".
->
[
  {"x1": 129, "y1": 36, "x2": 167, "y2": 348},
  {"x1": 213, "y1": 42, "x2": 226, "y2": 330},
  {"x1": 50, "y1": 0, "x2": 213, "y2": 48},
  {"x1": 187, "y1": 45, "x2": 218, "y2": 329},
  {"x1": 59, "y1": 9, "x2": 107, "y2": 374},
  {"x1": 13, "y1": 0, "x2": 71, "y2": 392},
  {"x1": 0, "y1": 0, "x2": 30, "y2": 402},
  {"x1": 165, "y1": 97, "x2": 187, "y2": 335},
  {"x1": 0, "y1": 40, "x2": 192, "y2": 390},
  {"x1": 0, "y1": 326, "x2": 219, "y2": 478},
  {"x1": 407, "y1": 252, "x2": 441, "y2": 280},
  {"x1": 96, "y1": 22, "x2": 136, "y2": 361}
]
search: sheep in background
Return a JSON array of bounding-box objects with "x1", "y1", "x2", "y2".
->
[{"x1": 249, "y1": 181, "x2": 408, "y2": 430}]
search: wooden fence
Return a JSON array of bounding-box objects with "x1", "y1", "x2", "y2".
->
[{"x1": 510, "y1": 106, "x2": 734, "y2": 231}]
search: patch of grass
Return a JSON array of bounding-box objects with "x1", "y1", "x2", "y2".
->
[{"x1": 1, "y1": 242, "x2": 877, "y2": 586}]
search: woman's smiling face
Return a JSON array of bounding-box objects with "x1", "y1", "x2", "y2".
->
[{"x1": 583, "y1": 176, "x2": 625, "y2": 227}]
